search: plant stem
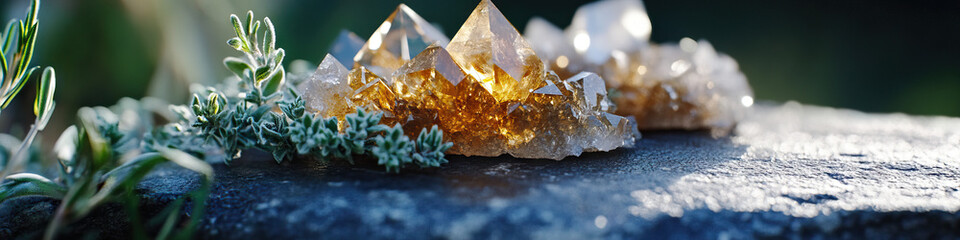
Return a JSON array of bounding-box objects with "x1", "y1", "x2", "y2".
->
[{"x1": 5, "y1": 120, "x2": 40, "y2": 176}]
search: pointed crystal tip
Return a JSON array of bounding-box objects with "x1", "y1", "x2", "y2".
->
[
  {"x1": 446, "y1": 0, "x2": 546, "y2": 102},
  {"x1": 353, "y1": 4, "x2": 450, "y2": 77},
  {"x1": 297, "y1": 54, "x2": 355, "y2": 118}
]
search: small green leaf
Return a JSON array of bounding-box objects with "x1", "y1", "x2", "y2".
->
[
  {"x1": 33, "y1": 67, "x2": 55, "y2": 130},
  {"x1": 261, "y1": 66, "x2": 285, "y2": 97},
  {"x1": 229, "y1": 14, "x2": 247, "y2": 46},
  {"x1": 1, "y1": 66, "x2": 38, "y2": 109},
  {"x1": 226, "y1": 37, "x2": 243, "y2": 50},
  {"x1": 245, "y1": 11, "x2": 254, "y2": 36},
  {"x1": 206, "y1": 93, "x2": 221, "y2": 115},
  {"x1": 1, "y1": 19, "x2": 15, "y2": 55},
  {"x1": 17, "y1": 20, "x2": 24, "y2": 40},
  {"x1": 263, "y1": 17, "x2": 276, "y2": 52},
  {"x1": 16, "y1": 23, "x2": 38, "y2": 78},
  {"x1": 76, "y1": 107, "x2": 113, "y2": 169},
  {"x1": 0, "y1": 173, "x2": 66, "y2": 201},
  {"x1": 273, "y1": 48, "x2": 285, "y2": 67},
  {"x1": 223, "y1": 57, "x2": 250, "y2": 77},
  {"x1": 251, "y1": 21, "x2": 261, "y2": 43},
  {"x1": 190, "y1": 94, "x2": 203, "y2": 116},
  {"x1": 254, "y1": 66, "x2": 270, "y2": 82},
  {"x1": 26, "y1": 0, "x2": 39, "y2": 25}
]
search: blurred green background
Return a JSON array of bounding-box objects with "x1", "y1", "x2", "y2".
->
[{"x1": 2, "y1": 0, "x2": 958, "y2": 137}]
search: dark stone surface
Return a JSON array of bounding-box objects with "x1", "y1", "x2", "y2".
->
[{"x1": 3, "y1": 102, "x2": 960, "y2": 239}]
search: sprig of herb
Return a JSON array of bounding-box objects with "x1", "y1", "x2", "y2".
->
[
  {"x1": 0, "y1": 0, "x2": 42, "y2": 113},
  {"x1": 149, "y1": 11, "x2": 453, "y2": 172}
]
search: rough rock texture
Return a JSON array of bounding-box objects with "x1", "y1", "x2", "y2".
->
[{"x1": 2, "y1": 102, "x2": 959, "y2": 239}]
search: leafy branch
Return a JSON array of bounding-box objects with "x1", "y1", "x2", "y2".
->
[
  {"x1": 0, "y1": 0, "x2": 41, "y2": 112},
  {"x1": 224, "y1": 11, "x2": 285, "y2": 105},
  {"x1": 0, "y1": 0, "x2": 56, "y2": 177}
]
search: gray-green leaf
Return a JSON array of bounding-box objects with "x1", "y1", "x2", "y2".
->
[
  {"x1": 34, "y1": 66, "x2": 55, "y2": 130},
  {"x1": 261, "y1": 66, "x2": 285, "y2": 97},
  {"x1": 223, "y1": 57, "x2": 251, "y2": 77}
]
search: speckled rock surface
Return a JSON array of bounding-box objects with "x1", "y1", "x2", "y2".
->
[{"x1": 2, "y1": 102, "x2": 960, "y2": 239}]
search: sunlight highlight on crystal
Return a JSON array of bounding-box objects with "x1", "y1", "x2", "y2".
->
[{"x1": 353, "y1": 4, "x2": 450, "y2": 77}]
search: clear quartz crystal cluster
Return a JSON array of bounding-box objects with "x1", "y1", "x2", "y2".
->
[
  {"x1": 298, "y1": 0, "x2": 638, "y2": 160},
  {"x1": 524, "y1": 0, "x2": 754, "y2": 130}
]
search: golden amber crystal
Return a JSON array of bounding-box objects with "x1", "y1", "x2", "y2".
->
[
  {"x1": 347, "y1": 66, "x2": 398, "y2": 120},
  {"x1": 445, "y1": 0, "x2": 546, "y2": 102}
]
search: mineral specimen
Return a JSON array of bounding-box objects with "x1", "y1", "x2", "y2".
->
[
  {"x1": 353, "y1": 3, "x2": 450, "y2": 78},
  {"x1": 297, "y1": 0, "x2": 638, "y2": 159},
  {"x1": 524, "y1": 0, "x2": 754, "y2": 131}
]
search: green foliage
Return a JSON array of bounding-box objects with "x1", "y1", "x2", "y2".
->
[
  {"x1": 33, "y1": 66, "x2": 55, "y2": 130},
  {"x1": 0, "y1": 0, "x2": 57, "y2": 177},
  {"x1": 223, "y1": 11, "x2": 285, "y2": 105},
  {"x1": 1, "y1": 105, "x2": 213, "y2": 240},
  {"x1": 147, "y1": 10, "x2": 453, "y2": 172},
  {"x1": 373, "y1": 124, "x2": 413, "y2": 173},
  {"x1": 0, "y1": 0, "x2": 42, "y2": 112},
  {"x1": 413, "y1": 125, "x2": 454, "y2": 168}
]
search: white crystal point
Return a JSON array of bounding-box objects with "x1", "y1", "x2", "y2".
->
[
  {"x1": 567, "y1": 0, "x2": 652, "y2": 64},
  {"x1": 297, "y1": 54, "x2": 356, "y2": 118},
  {"x1": 354, "y1": 4, "x2": 450, "y2": 77},
  {"x1": 328, "y1": 30, "x2": 365, "y2": 67}
]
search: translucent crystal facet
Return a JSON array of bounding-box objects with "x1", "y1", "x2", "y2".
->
[
  {"x1": 524, "y1": 0, "x2": 754, "y2": 131},
  {"x1": 354, "y1": 4, "x2": 450, "y2": 78},
  {"x1": 328, "y1": 30, "x2": 366, "y2": 67},
  {"x1": 348, "y1": 66, "x2": 397, "y2": 117},
  {"x1": 303, "y1": 0, "x2": 639, "y2": 160},
  {"x1": 297, "y1": 54, "x2": 356, "y2": 119},
  {"x1": 446, "y1": 0, "x2": 546, "y2": 102}
]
